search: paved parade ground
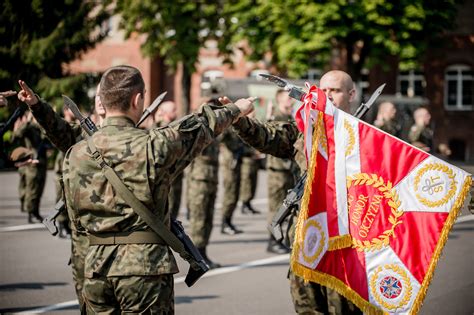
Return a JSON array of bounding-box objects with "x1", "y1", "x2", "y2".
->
[{"x1": 0, "y1": 168, "x2": 473, "y2": 314}]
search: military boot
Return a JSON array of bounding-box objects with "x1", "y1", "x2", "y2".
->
[
  {"x1": 221, "y1": 218, "x2": 243, "y2": 235},
  {"x1": 266, "y1": 237, "x2": 290, "y2": 254},
  {"x1": 198, "y1": 247, "x2": 221, "y2": 269},
  {"x1": 241, "y1": 201, "x2": 261, "y2": 215}
]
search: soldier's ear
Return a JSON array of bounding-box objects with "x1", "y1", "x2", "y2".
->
[{"x1": 348, "y1": 88, "x2": 356, "y2": 103}]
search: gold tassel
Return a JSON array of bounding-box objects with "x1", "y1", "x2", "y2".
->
[
  {"x1": 291, "y1": 111, "x2": 324, "y2": 268},
  {"x1": 409, "y1": 175, "x2": 472, "y2": 315},
  {"x1": 328, "y1": 234, "x2": 353, "y2": 250}
]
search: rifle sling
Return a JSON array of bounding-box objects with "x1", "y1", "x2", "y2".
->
[{"x1": 86, "y1": 137, "x2": 191, "y2": 261}]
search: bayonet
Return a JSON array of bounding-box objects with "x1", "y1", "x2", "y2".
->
[
  {"x1": 354, "y1": 83, "x2": 386, "y2": 118},
  {"x1": 260, "y1": 74, "x2": 306, "y2": 101},
  {"x1": 62, "y1": 95, "x2": 98, "y2": 136},
  {"x1": 136, "y1": 91, "x2": 167, "y2": 127}
]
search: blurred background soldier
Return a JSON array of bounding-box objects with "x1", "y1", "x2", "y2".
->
[
  {"x1": 53, "y1": 106, "x2": 76, "y2": 238},
  {"x1": 373, "y1": 101, "x2": 401, "y2": 137},
  {"x1": 266, "y1": 89, "x2": 297, "y2": 254},
  {"x1": 154, "y1": 101, "x2": 184, "y2": 220},
  {"x1": 12, "y1": 111, "x2": 47, "y2": 223},
  {"x1": 187, "y1": 98, "x2": 222, "y2": 269},
  {"x1": 220, "y1": 127, "x2": 248, "y2": 235},
  {"x1": 409, "y1": 107, "x2": 433, "y2": 152},
  {"x1": 239, "y1": 111, "x2": 261, "y2": 215}
]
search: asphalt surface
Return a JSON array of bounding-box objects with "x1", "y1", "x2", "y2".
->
[{"x1": 0, "y1": 167, "x2": 473, "y2": 315}]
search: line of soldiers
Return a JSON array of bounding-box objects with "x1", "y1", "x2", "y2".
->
[{"x1": 1, "y1": 67, "x2": 472, "y2": 314}]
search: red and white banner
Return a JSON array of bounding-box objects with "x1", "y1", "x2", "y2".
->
[{"x1": 292, "y1": 85, "x2": 472, "y2": 314}]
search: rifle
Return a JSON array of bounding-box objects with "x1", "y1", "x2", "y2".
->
[
  {"x1": 43, "y1": 92, "x2": 167, "y2": 236},
  {"x1": 265, "y1": 78, "x2": 385, "y2": 246},
  {"x1": 62, "y1": 94, "x2": 209, "y2": 286}
]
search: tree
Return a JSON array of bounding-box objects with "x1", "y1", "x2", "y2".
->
[
  {"x1": 115, "y1": 1, "x2": 223, "y2": 114},
  {"x1": 221, "y1": 0, "x2": 460, "y2": 81},
  {"x1": 0, "y1": 0, "x2": 111, "y2": 111}
]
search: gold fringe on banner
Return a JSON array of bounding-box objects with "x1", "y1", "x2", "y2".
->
[
  {"x1": 291, "y1": 111, "x2": 324, "y2": 268},
  {"x1": 291, "y1": 261, "x2": 384, "y2": 314},
  {"x1": 328, "y1": 234, "x2": 353, "y2": 250},
  {"x1": 409, "y1": 175, "x2": 472, "y2": 315}
]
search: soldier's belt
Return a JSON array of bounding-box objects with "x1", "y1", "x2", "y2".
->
[{"x1": 89, "y1": 231, "x2": 165, "y2": 245}]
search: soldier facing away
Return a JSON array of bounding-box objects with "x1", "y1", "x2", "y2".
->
[
  {"x1": 228, "y1": 70, "x2": 362, "y2": 314},
  {"x1": 61, "y1": 65, "x2": 254, "y2": 313}
]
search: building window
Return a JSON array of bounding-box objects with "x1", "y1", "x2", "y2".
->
[
  {"x1": 444, "y1": 64, "x2": 473, "y2": 110},
  {"x1": 397, "y1": 70, "x2": 425, "y2": 97}
]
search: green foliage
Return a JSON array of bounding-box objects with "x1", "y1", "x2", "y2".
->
[
  {"x1": 116, "y1": 1, "x2": 221, "y2": 72},
  {"x1": 221, "y1": 0, "x2": 460, "y2": 79},
  {"x1": 115, "y1": 0, "x2": 224, "y2": 113},
  {"x1": 0, "y1": 0, "x2": 111, "y2": 112}
]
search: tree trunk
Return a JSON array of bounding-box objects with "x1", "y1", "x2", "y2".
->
[{"x1": 181, "y1": 64, "x2": 192, "y2": 115}]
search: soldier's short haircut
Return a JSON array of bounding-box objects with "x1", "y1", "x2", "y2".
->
[{"x1": 99, "y1": 65, "x2": 145, "y2": 112}]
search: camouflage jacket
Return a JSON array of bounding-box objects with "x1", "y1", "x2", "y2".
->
[
  {"x1": 408, "y1": 124, "x2": 433, "y2": 151},
  {"x1": 187, "y1": 138, "x2": 220, "y2": 183},
  {"x1": 266, "y1": 110, "x2": 299, "y2": 172},
  {"x1": 233, "y1": 117, "x2": 306, "y2": 173},
  {"x1": 12, "y1": 121, "x2": 47, "y2": 164},
  {"x1": 62, "y1": 104, "x2": 240, "y2": 277}
]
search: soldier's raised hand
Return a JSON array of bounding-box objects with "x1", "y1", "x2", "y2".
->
[
  {"x1": 234, "y1": 96, "x2": 256, "y2": 117},
  {"x1": 17, "y1": 80, "x2": 39, "y2": 106},
  {"x1": 0, "y1": 90, "x2": 17, "y2": 107}
]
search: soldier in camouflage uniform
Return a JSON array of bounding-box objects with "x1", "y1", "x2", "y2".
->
[
  {"x1": 266, "y1": 89, "x2": 298, "y2": 254},
  {"x1": 239, "y1": 143, "x2": 261, "y2": 214},
  {"x1": 154, "y1": 101, "x2": 184, "y2": 220},
  {"x1": 409, "y1": 107, "x2": 433, "y2": 152},
  {"x1": 54, "y1": 106, "x2": 76, "y2": 238},
  {"x1": 373, "y1": 102, "x2": 401, "y2": 137},
  {"x1": 230, "y1": 70, "x2": 362, "y2": 314},
  {"x1": 17, "y1": 80, "x2": 103, "y2": 311},
  {"x1": 186, "y1": 100, "x2": 222, "y2": 269},
  {"x1": 12, "y1": 111, "x2": 47, "y2": 223},
  {"x1": 60, "y1": 65, "x2": 253, "y2": 313},
  {"x1": 220, "y1": 128, "x2": 250, "y2": 234},
  {"x1": 239, "y1": 110, "x2": 261, "y2": 215}
]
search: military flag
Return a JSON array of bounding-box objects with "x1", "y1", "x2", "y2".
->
[{"x1": 292, "y1": 85, "x2": 472, "y2": 314}]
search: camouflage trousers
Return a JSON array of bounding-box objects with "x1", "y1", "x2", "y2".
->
[
  {"x1": 83, "y1": 274, "x2": 174, "y2": 314},
  {"x1": 188, "y1": 179, "x2": 217, "y2": 248},
  {"x1": 221, "y1": 158, "x2": 241, "y2": 220},
  {"x1": 168, "y1": 172, "x2": 184, "y2": 220},
  {"x1": 71, "y1": 230, "x2": 89, "y2": 311},
  {"x1": 267, "y1": 170, "x2": 295, "y2": 225},
  {"x1": 18, "y1": 163, "x2": 47, "y2": 214},
  {"x1": 239, "y1": 157, "x2": 259, "y2": 203},
  {"x1": 289, "y1": 272, "x2": 362, "y2": 315}
]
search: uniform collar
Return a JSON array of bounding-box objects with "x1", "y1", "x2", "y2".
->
[{"x1": 102, "y1": 116, "x2": 136, "y2": 128}]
